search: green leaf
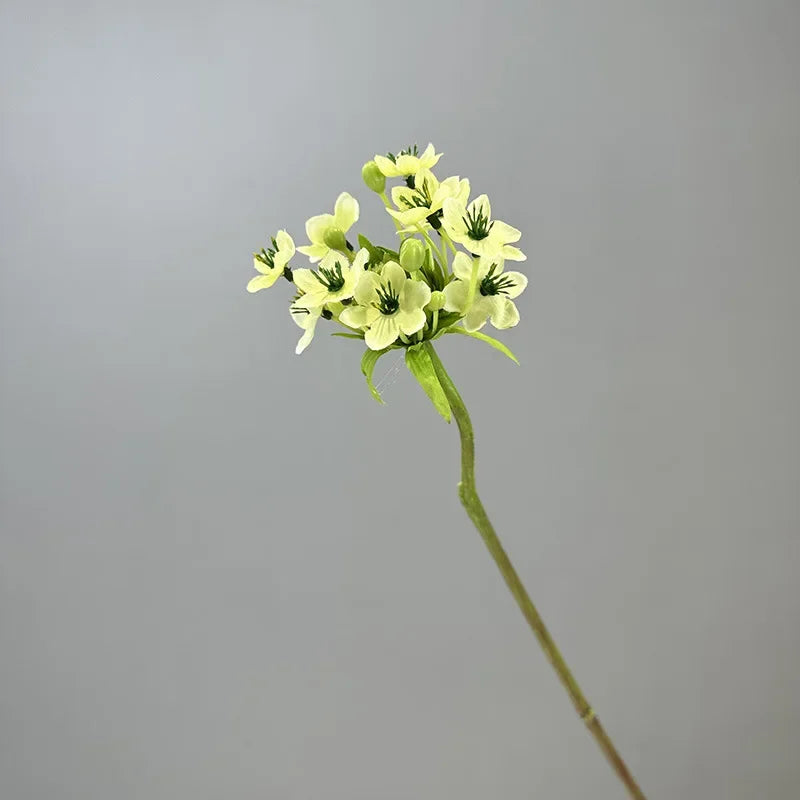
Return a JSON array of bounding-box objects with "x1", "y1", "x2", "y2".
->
[
  {"x1": 445, "y1": 326, "x2": 520, "y2": 365},
  {"x1": 432, "y1": 311, "x2": 463, "y2": 333},
  {"x1": 331, "y1": 332, "x2": 364, "y2": 339},
  {"x1": 361, "y1": 347, "x2": 392, "y2": 404},
  {"x1": 357, "y1": 234, "x2": 382, "y2": 266},
  {"x1": 405, "y1": 344, "x2": 451, "y2": 422},
  {"x1": 378, "y1": 246, "x2": 400, "y2": 263}
]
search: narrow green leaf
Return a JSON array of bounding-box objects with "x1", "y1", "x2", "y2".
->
[
  {"x1": 361, "y1": 347, "x2": 392, "y2": 404},
  {"x1": 357, "y1": 234, "x2": 373, "y2": 250},
  {"x1": 432, "y1": 311, "x2": 463, "y2": 333},
  {"x1": 446, "y1": 326, "x2": 520, "y2": 365},
  {"x1": 405, "y1": 345, "x2": 451, "y2": 422},
  {"x1": 378, "y1": 247, "x2": 400, "y2": 263},
  {"x1": 331, "y1": 332, "x2": 364, "y2": 339}
]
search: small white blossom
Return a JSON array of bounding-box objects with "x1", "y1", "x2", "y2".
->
[
  {"x1": 442, "y1": 195, "x2": 526, "y2": 261},
  {"x1": 443, "y1": 252, "x2": 527, "y2": 332},
  {"x1": 340, "y1": 261, "x2": 431, "y2": 350},
  {"x1": 291, "y1": 248, "x2": 368, "y2": 310},
  {"x1": 289, "y1": 302, "x2": 323, "y2": 355},
  {"x1": 373, "y1": 143, "x2": 442, "y2": 178},
  {"x1": 247, "y1": 230, "x2": 295, "y2": 292},
  {"x1": 387, "y1": 168, "x2": 470, "y2": 230},
  {"x1": 297, "y1": 192, "x2": 359, "y2": 263}
]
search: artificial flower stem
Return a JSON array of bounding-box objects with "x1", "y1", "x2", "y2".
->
[
  {"x1": 465, "y1": 258, "x2": 480, "y2": 310},
  {"x1": 440, "y1": 229, "x2": 458, "y2": 256},
  {"x1": 438, "y1": 235, "x2": 448, "y2": 274},
  {"x1": 417, "y1": 226, "x2": 447, "y2": 275},
  {"x1": 424, "y1": 342, "x2": 648, "y2": 800}
]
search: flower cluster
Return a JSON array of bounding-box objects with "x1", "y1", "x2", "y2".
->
[{"x1": 247, "y1": 142, "x2": 528, "y2": 374}]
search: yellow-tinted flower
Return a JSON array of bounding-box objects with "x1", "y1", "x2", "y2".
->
[
  {"x1": 297, "y1": 192, "x2": 359, "y2": 263},
  {"x1": 340, "y1": 261, "x2": 431, "y2": 350},
  {"x1": 373, "y1": 143, "x2": 442, "y2": 178},
  {"x1": 443, "y1": 252, "x2": 527, "y2": 331},
  {"x1": 247, "y1": 230, "x2": 294, "y2": 292},
  {"x1": 388, "y1": 168, "x2": 470, "y2": 230},
  {"x1": 442, "y1": 195, "x2": 526, "y2": 260},
  {"x1": 291, "y1": 248, "x2": 368, "y2": 310}
]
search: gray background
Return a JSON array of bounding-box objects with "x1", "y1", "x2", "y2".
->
[{"x1": 1, "y1": 1, "x2": 798, "y2": 798}]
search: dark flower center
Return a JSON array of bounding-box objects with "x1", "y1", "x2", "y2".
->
[
  {"x1": 374, "y1": 280, "x2": 400, "y2": 315},
  {"x1": 313, "y1": 260, "x2": 346, "y2": 293},
  {"x1": 462, "y1": 204, "x2": 494, "y2": 241},
  {"x1": 479, "y1": 263, "x2": 516, "y2": 296}
]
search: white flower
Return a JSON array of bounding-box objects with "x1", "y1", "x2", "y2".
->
[
  {"x1": 297, "y1": 192, "x2": 359, "y2": 263},
  {"x1": 247, "y1": 230, "x2": 295, "y2": 292},
  {"x1": 373, "y1": 143, "x2": 442, "y2": 178},
  {"x1": 443, "y1": 252, "x2": 527, "y2": 332},
  {"x1": 387, "y1": 168, "x2": 470, "y2": 230},
  {"x1": 340, "y1": 261, "x2": 431, "y2": 350},
  {"x1": 291, "y1": 248, "x2": 368, "y2": 310},
  {"x1": 289, "y1": 302, "x2": 323, "y2": 355},
  {"x1": 442, "y1": 194, "x2": 526, "y2": 260}
]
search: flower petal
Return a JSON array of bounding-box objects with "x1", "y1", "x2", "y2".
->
[
  {"x1": 501, "y1": 245, "x2": 527, "y2": 261},
  {"x1": 305, "y1": 213, "x2": 333, "y2": 245},
  {"x1": 247, "y1": 273, "x2": 279, "y2": 292},
  {"x1": 354, "y1": 270, "x2": 381, "y2": 306},
  {"x1": 351, "y1": 248, "x2": 370, "y2": 272},
  {"x1": 468, "y1": 194, "x2": 491, "y2": 222},
  {"x1": 388, "y1": 207, "x2": 429, "y2": 227},
  {"x1": 491, "y1": 220, "x2": 521, "y2": 244},
  {"x1": 442, "y1": 197, "x2": 467, "y2": 240},
  {"x1": 340, "y1": 304, "x2": 378, "y2": 329},
  {"x1": 374, "y1": 154, "x2": 401, "y2": 177},
  {"x1": 455, "y1": 178, "x2": 470, "y2": 205},
  {"x1": 365, "y1": 314, "x2": 400, "y2": 350},
  {"x1": 500, "y1": 271, "x2": 528, "y2": 299},
  {"x1": 292, "y1": 268, "x2": 320, "y2": 295},
  {"x1": 380, "y1": 261, "x2": 407, "y2": 292},
  {"x1": 296, "y1": 243, "x2": 328, "y2": 262},
  {"x1": 394, "y1": 154, "x2": 419, "y2": 175},
  {"x1": 415, "y1": 167, "x2": 439, "y2": 197},
  {"x1": 333, "y1": 192, "x2": 359, "y2": 232},
  {"x1": 397, "y1": 307, "x2": 426, "y2": 336},
  {"x1": 399, "y1": 278, "x2": 431, "y2": 312},
  {"x1": 419, "y1": 143, "x2": 442, "y2": 169},
  {"x1": 443, "y1": 280, "x2": 468, "y2": 313},
  {"x1": 451, "y1": 251, "x2": 475, "y2": 282},
  {"x1": 295, "y1": 315, "x2": 319, "y2": 354},
  {"x1": 464, "y1": 297, "x2": 495, "y2": 332},
  {"x1": 391, "y1": 185, "x2": 416, "y2": 209},
  {"x1": 489, "y1": 297, "x2": 520, "y2": 329},
  {"x1": 275, "y1": 229, "x2": 295, "y2": 257}
]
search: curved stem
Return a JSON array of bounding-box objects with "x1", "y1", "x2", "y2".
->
[{"x1": 424, "y1": 342, "x2": 647, "y2": 800}]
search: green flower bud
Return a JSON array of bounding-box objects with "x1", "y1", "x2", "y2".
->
[
  {"x1": 323, "y1": 227, "x2": 347, "y2": 252},
  {"x1": 399, "y1": 238, "x2": 426, "y2": 272},
  {"x1": 427, "y1": 290, "x2": 445, "y2": 311},
  {"x1": 361, "y1": 160, "x2": 386, "y2": 193}
]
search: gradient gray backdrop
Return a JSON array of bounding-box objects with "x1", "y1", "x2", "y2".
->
[{"x1": 2, "y1": 2, "x2": 799, "y2": 798}]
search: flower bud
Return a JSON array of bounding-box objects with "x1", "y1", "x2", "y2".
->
[
  {"x1": 399, "y1": 238, "x2": 426, "y2": 272},
  {"x1": 427, "y1": 290, "x2": 445, "y2": 311},
  {"x1": 323, "y1": 227, "x2": 347, "y2": 252},
  {"x1": 361, "y1": 161, "x2": 386, "y2": 193}
]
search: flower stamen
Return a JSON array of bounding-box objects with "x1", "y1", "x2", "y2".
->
[
  {"x1": 479, "y1": 263, "x2": 517, "y2": 296},
  {"x1": 462, "y1": 205, "x2": 495, "y2": 241},
  {"x1": 313, "y1": 260, "x2": 346, "y2": 292},
  {"x1": 373, "y1": 280, "x2": 400, "y2": 315}
]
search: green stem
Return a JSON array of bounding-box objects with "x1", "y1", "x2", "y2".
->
[
  {"x1": 424, "y1": 342, "x2": 647, "y2": 800},
  {"x1": 440, "y1": 229, "x2": 457, "y2": 255}
]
